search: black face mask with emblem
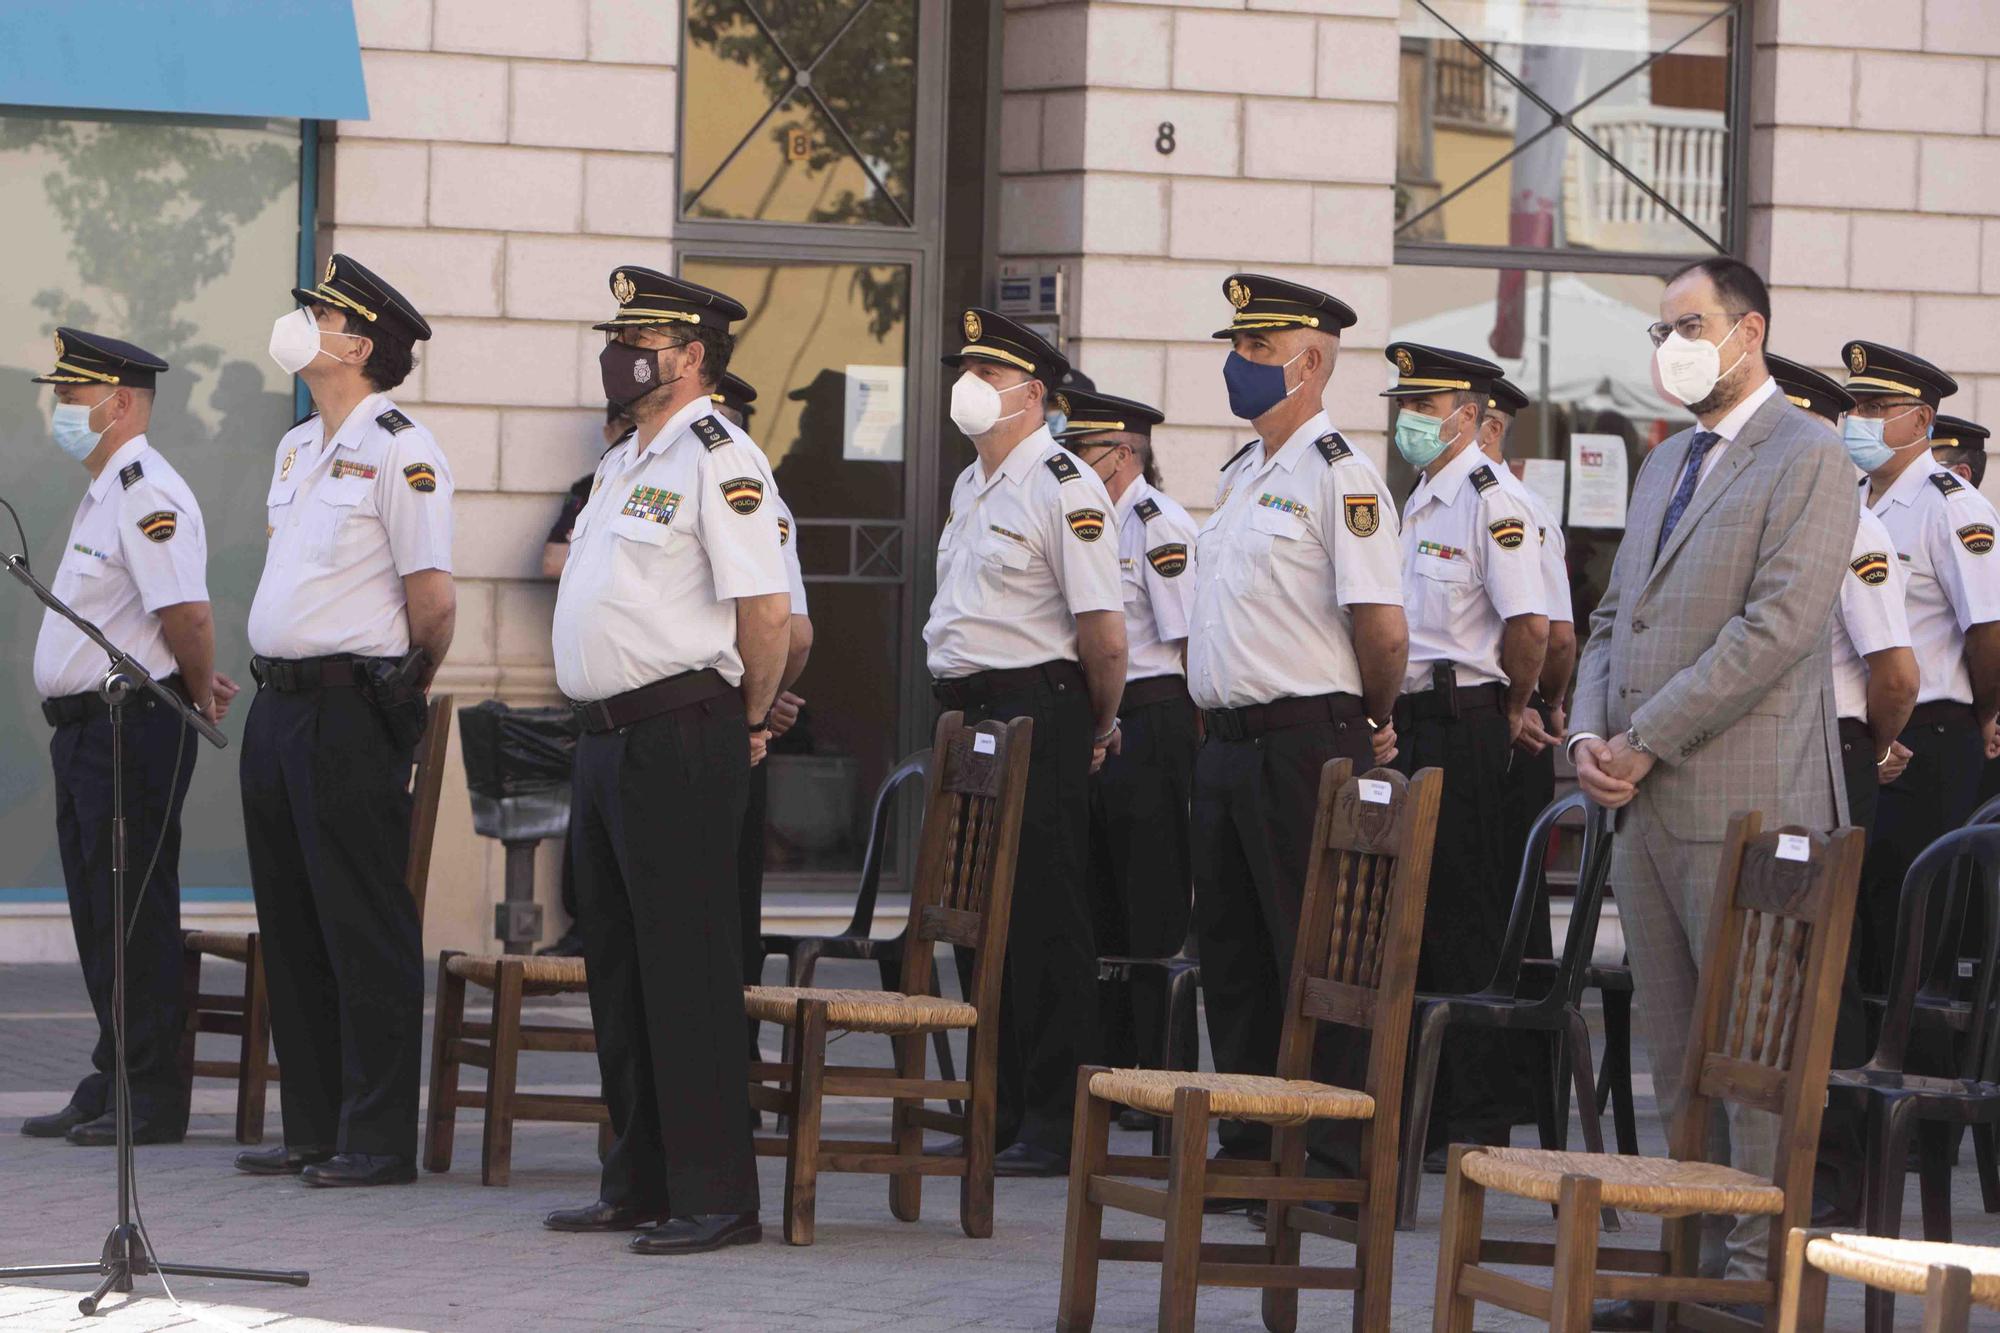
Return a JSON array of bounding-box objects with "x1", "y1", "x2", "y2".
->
[{"x1": 599, "y1": 341, "x2": 681, "y2": 407}]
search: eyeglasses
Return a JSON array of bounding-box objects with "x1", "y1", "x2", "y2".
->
[{"x1": 1645, "y1": 311, "x2": 1745, "y2": 347}]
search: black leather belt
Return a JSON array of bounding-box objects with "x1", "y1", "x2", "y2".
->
[
  {"x1": 1908, "y1": 700, "x2": 1976, "y2": 730},
  {"x1": 569, "y1": 667, "x2": 735, "y2": 734},
  {"x1": 1400, "y1": 681, "x2": 1506, "y2": 722},
  {"x1": 41, "y1": 674, "x2": 185, "y2": 728},
  {"x1": 931, "y1": 659, "x2": 1084, "y2": 711},
  {"x1": 1202, "y1": 691, "x2": 1365, "y2": 743},
  {"x1": 1119, "y1": 674, "x2": 1190, "y2": 716},
  {"x1": 251, "y1": 654, "x2": 384, "y2": 692}
]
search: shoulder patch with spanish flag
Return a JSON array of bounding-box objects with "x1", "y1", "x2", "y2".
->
[
  {"x1": 1958, "y1": 523, "x2": 1995, "y2": 555},
  {"x1": 778, "y1": 516, "x2": 792, "y2": 546},
  {"x1": 721, "y1": 476, "x2": 765, "y2": 515},
  {"x1": 1343, "y1": 493, "x2": 1379, "y2": 537},
  {"x1": 1850, "y1": 551, "x2": 1890, "y2": 585},
  {"x1": 1066, "y1": 508, "x2": 1106, "y2": 542},
  {"x1": 403, "y1": 462, "x2": 437, "y2": 492},
  {"x1": 1489, "y1": 517, "x2": 1526, "y2": 549},
  {"x1": 1147, "y1": 542, "x2": 1187, "y2": 577},
  {"x1": 138, "y1": 511, "x2": 177, "y2": 543}
]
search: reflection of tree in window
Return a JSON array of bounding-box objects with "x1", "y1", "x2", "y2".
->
[
  {"x1": 683, "y1": 0, "x2": 916, "y2": 229},
  {"x1": 0, "y1": 119, "x2": 294, "y2": 379}
]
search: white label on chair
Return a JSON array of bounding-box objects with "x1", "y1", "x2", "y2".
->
[
  {"x1": 973, "y1": 732, "x2": 996, "y2": 754},
  {"x1": 1776, "y1": 834, "x2": 1809, "y2": 862},
  {"x1": 1962, "y1": 959, "x2": 1976, "y2": 978},
  {"x1": 1358, "y1": 779, "x2": 1391, "y2": 805}
]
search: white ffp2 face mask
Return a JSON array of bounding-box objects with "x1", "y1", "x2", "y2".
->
[
  {"x1": 1653, "y1": 319, "x2": 1744, "y2": 407},
  {"x1": 268, "y1": 307, "x2": 364, "y2": 376},
  {"x1": 949, "y1": 371, "x2": 1030, "y2": 438}
]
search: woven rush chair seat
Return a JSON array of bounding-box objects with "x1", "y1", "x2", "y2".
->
[
  {"x1": 443, "y1": 953, "x2": 588, "y2": 995},
  {"x1": 1805, "y1": 1234, "x2": 2000, "y2": 1305},
  {"x1": 743, "y1": 985, "x2": 977, "y2": 1033},
  {"x1": 1087, "y1": 1069, "x2": 1373, "y2": 1125},
  {"x1": 1460, "y1": 1145, "x2": 1785, "y2": 1216},
  {"x1": 182, "y1": 931, "x2": 252, "y2": 963}
]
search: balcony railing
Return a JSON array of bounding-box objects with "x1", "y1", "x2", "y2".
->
[{"x1": 1564, "y1": 104, "x2": 1727, "y2": 251}]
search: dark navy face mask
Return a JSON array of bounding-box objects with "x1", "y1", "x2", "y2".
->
[
  {"x1": 1223, "y1": 348, "x2": 1304, "y2": 421},
  {"x1": 600, "y1": 340, "x2": 682, "y2": 406}
]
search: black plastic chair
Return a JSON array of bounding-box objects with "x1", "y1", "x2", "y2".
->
[
  {"x1": 756, "y1": 751, "x2": 960, "y2": 1111},
  {"x1": 1826, "y1": 823, "x2": 2000, "y2": 1333},
  {"x1": 1095, "y1": 933, "x2": 1200, "y2": 1153},
  {"x1": 1587, "y1": 956, "x2": 1640, "y2": 1155},
  {"x1": 1395, "y1": 792, "x2": 1617, "y2": 1229}
]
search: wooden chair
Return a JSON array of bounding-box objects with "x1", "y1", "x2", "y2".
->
[
  {"x1": 423, "y1": 951, "x2": 607, "y2": 1186},
  {"x1": 1057, "y1": 761, "x2": 1445, "y2": 1333},
  {"x1": 746, "y1": 711, "x2": 1032, "y2": 1245},
  {"x1": 1432, "y1": 813, "x2": 1865, "y2": 1333},
  {"x1": 1397, "y1": 792, "x2": 1617, "y2": 1229},
  {"x1": 179, "y1": 695, "x2": 453, "y2": 1143},
  {"x1": 1779, "y1": 1228, "x2": 2000, "y2": 1333}
]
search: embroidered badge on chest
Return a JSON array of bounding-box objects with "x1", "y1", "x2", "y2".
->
[
  {"x1": 403, "y1": 462, "x2": 437, "y2": 493},
  {"x1": 1257, "y1": 493, "x2": 1309, "y2": 521},
  {"x1": 721, "y1": 476, "x2": 765, "y2": 514},
  {"x1": 280, "y1": 448, "x2": 296, "y2": 481},
  {"x1": 1066, "y1": 508, "x2": 1106, "y2": 542},
  {"x1": 1147, "y1": 543, "x2": 1188, "y2": 577},
  {"x1": 622, "y1": 486, "x2": 682, "y2": 525},
  {"x1": 1850, "y1": 552, "x2": 1890, "y2": 585},
  {"x1": 1342, "y1": 493, "x2": 1378, "y2": 537},
  {"x1": 330, "y1": 460, "x2": 377, "y2": 481}
]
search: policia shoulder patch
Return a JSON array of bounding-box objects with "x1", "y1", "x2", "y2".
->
[
  {"x1": 1343, "y1": 494, "x2": 1379, "y2": 537},
  {"x1": 1146, "y1": 543, "x2": 1187, "y2": 577},
  {"x1": 403, "y1": 462, "x2": 438, "y2": 492},
  {"x1": 1850, "y1": 551, "x2": 1890, "y2": 584},
  {"x1": 138, "y1": 510, "x2": 177, "y2": 543},
  {"x1": 720, "y1": 476, "x2": 765, "y2": 514},
  {"x1": 1959, "y1": 523, "x2": 1995, "y2": 555},
  {"x1": 1046, "y1": 452, "x2": 1081, "y2": 484},
  {"x1": 1489, "y1": 516, "x2": 1527, "y2": 549},
  {"x1": 692, "y1": 415, "x2": 730, "y2": 451},
  {"x1": 1066, "y1": 508, "x2": 1106, "y2": 542}
]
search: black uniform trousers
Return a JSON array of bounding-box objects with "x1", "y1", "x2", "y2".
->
[
  {"x1": 241, "y1": 684, "x2": 421, "y2": 1158},
  {"x1": 1192, "y1": 709, "x2": 1373, "y2": 1168},
  {"x1": 570, "y1": 695, "x2": 759, "y2": 1216},
  {"x1": 51, "y1": 693, "x2": 197, "y2": 1130},
  {"x1": 1086, "y1": 682, "x2": 1198, "y2": 1070},
  {"x1": 1818, "y1": 716, "x2": 1886, "y2": 1213},
  {"x1": 942, "y1": 664, "x2": 1098, "y2": 1156},
  {"x1": 739, "y1": 760, "x2": 770, "y2": 1059},
  {"x1": 1499, "y1": 698, "x2": 1559, "y2": 961},
  {"x1": 1395, "y1": 688, "x2": 1541, "y2": 1150}
]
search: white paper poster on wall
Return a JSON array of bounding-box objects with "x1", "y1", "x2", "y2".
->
[
  {"x1": 843, "y1": 364, "x2": 905, "y2": 462},
  {"x1": 1520, "y1": 458, "x2": 1567, "y2": 527},
  {"x1": 1567, "y1": 433, "x2": 1629, "y2": 529}
]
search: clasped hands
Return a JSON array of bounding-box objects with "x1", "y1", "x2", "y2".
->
[{"x1": 1573, "y1": 731, "x2": 1656, "y2": 809}]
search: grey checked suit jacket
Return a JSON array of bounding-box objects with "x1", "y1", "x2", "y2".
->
[{"x1": 1571, "y1": 389, "x2": 1858, "y2": 842}]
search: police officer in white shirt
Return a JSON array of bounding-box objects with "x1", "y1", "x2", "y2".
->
[
  {"x1": 544, "y1": 268, "x2": 788, "y2": 1255},
  {"x1": 235, "y1": 255, "x2": 454, "y2": 1188},
  {"x1": 1056, "y1": 389, "x2": 1198, "y2": 1090},
  {"x1": 927, "y1": 308, "x2": 1127, "y2": 1176},
  {"x1": 1930, "y1": 414, "x2": 2000, "y2": 823},
  {"x1": 1190, "y1": 275, "x2": 1407, "y2": 1177},
  {"x1": 20, "y1": 330, "x2": 234, "y2": 1149},
  {"x1": 1841, "y1": 341, "x2": 2000, "y2": 1005},
  {"x1": 1387, "y1": 343, "x2": 1548, "y2": 1163}
]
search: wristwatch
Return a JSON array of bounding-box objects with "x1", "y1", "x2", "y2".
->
[
  {"x1": 1623, "y1": 726, "x2": 1651, "y2": 756},
  {"x1": 748, "y1": 717, "x2": 770, "y2": 735}
]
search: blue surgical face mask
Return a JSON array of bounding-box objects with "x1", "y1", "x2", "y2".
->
[
  {"x1": 1393, "y1": 404, "x2": 1467, "y2": 469},
  {"x1": 51, "y1": 393, "x2": 118, "y2": 463},
  {"x1": 1842, "y1": 407, "x2": 1924, "y2": 473},
  {"x1": 1044, "y1": 407, "x2": 1068, "y2": 437},
  {"x1": 1223, "y1": 349, "x2": 1305, "y2": 421}
]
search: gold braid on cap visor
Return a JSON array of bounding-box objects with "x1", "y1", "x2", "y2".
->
[
  {"x1": 308, "y1": 283, "x2": 378, "y2": 323},
  {"x1": 48, "y1": 361, "x2": 118, "y2": 384},
  {"x1": 956, "y1": 344, "x2": 1036, "y2": 373},
  {"x1": 1844, "y1": 375, "x2": 1927, "y2": 398}
]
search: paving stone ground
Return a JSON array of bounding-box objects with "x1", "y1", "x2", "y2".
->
[{"x1": 0, "y1": 960, "x2": 1982, "y2": 1330}]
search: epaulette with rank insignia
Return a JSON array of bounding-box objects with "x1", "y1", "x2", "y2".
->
[
  {"x1": 1314, "y1": 432, "x2": 1352, "y2": 464},
  {"x1": 1046, "y1": 452, "x2": 1081, "y2": 483},
  {"x1": 1931, "y1": 472, "x2": 1965, "y2": 499},
  {"x1": 1221, "y1": 440, "x2": 1256, "y2": 471},
  {"x1": 691, "y1": 415, "x2": 730, "y2": 451},
  {"x1": 118, "y1": 460, "x2": 144, "y2": 490},
  {"x1": 376, "y1": 407, "x2": 415, "y2": 435},
  {"x1": 1470, "y1": 464, "x2": 1498, "y2": 494},
  {"x1": 1135, "y1": 498, "x2": 1161, "y2": 523}
]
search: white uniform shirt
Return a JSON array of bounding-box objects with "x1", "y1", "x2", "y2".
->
[
  {"x1": 1400, "y1": 443, "x2": 1547, "y2": 693},
  {"x1": 774, "y1": 491, "x2": 808, "y2": 616},
  {"x1": 34, "y1": 437, "x2": 209, "y2": 699},
  {"x1": 1113, "y1": 477, "x2": 1197, "y2": 683},
  {"x1": 553, "y1": 396, "x2": 789, "y2": 700},
  {"x1": 247, "y1": 394, "x2": 453, "y2": 660},
  {"x1": 924, "y1": 429, "x2": 1123, "y2": 678},
  {"x1": 1864, "y1": 460, "x2": 2000, "y2": 707},
  {"x1": 1831, "y1": 506, "x2": 1913, "y2": 722},
  {"x1": 1520, "y1": 484, "x2": 1573, "y2": 625},
  {"x1": 1187, "y1": 411, "x2": 1402, "y2": 710}
]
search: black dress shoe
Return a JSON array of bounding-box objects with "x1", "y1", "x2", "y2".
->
[
  {"x1": 544, "y1": 1199, "x2": 669, "y2": 1232},
  {"x1": 1116, "y1": 1108, "x2": 1158, "y2": 1133},
  {"x1": 66, "y1": 1113, "x2": 183, "y2": 1147},
  {"x1": 235, "y1": 1145, "x2": 334, "y2": 1176},
  {"x1": 538, "y1": 930, "x2": 586, "y2": 958},
  {"x1": 299, "y1": 1152, "x2": 417, "y2": 1187},
  {"x1": 1591, "y1": 1298, "x2": 1654, "y2": 1330},
  {"x1": 993, "y1": 1141, "x2": 1069, "y2": 1177},
  {"x1": 21, "y1": 1103, "x2": 94, "y2": 1139},
  {"x1": 628, "y1": 1213, "x2": 761, "y2": 1255}
]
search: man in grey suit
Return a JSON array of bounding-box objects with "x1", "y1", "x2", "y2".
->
[{"x1": 1567, "y1": 258, "x2": 1858, "y2": 1319}]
